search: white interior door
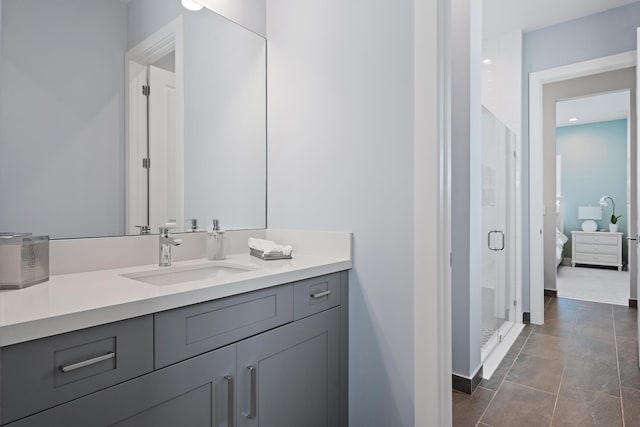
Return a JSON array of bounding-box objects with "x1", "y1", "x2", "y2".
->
[
  {"x1": 126, "y1": 62, "x2": 149, "y2": 235},
  {"x1": 148, "y1": 65, "x2": 183, "y2": 232}
]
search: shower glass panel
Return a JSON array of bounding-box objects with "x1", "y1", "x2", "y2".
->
[{"x1": 481, "y1": 107, "x2": 517, "y2": 359}]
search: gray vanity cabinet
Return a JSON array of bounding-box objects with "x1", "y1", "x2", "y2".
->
[
  {"x1": 0, "y1": 271, "x2": 348, "y2": 427},
  {"x1": 236, "y1": 306, "x2": 341, "y2": 427},
  {"x1": 5, "y1": 345, "x2": 236, "y2": 427}
]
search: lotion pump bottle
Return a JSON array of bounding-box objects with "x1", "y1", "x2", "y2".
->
[{"x1": 207, "y1": 219, "x2": 225, "y2": 260}]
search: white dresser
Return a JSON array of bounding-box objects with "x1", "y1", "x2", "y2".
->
[{"x1": 571, "y1": 231, "x2": 623, "y2": 271}]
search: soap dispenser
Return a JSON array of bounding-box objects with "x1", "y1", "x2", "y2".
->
[{"x1": 207, "y1": 219, "x2": 225, "y2": 260}]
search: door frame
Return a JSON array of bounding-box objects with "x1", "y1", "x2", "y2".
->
[
  {"x1": 125, "y1": 16, "x2": 185, "y2": 234},
  {"x1": 529, "y1": 51, "x2": 635, "y2": 324},
  {"x1": 414, "y1": 0, "x2": 452, "y2": 425}
]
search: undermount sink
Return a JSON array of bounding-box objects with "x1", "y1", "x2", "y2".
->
[{"x1": 123, "y1": 262, "x2": 258, "y2": 286}]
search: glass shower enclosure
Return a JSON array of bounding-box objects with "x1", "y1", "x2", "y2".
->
[{"x1": 481, "y1": 107, "x2": 518, "y2": 360}]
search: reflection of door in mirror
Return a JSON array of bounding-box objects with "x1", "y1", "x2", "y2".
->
[
  {"x1": 127, "y1": 54, "x2": 182, "y2": 234},
  {"x1": 148, "y1": 64, "x2": 182, "y2": 233},
  {"x1": 125, "y1": 18, "x2": 184, "y2": 235}
]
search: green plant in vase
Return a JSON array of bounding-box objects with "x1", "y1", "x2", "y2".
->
[{"x1": 600, "y1": 195, "x2": 621, "y2": 232}]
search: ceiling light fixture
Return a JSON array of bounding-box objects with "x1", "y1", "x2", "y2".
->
[
  {"x1": 181, "y1": 0, "x2": 203, "y2": 11},
  {"x1": 569, "y1": 117, "x2": 578, "y2": 122},
  {"x1": 483, "y1": 59, "x2": 492, "y2": 65}
]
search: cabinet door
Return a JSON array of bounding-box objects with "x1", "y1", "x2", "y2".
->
[
  {"x1": 237, "y1": 306, "x2": 340, "y2": 427},
  {"x1": 6, "y1": 345, "x2": 236, "y2": 427}
]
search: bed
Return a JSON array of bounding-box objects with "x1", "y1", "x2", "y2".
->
[
  {"x1": 556, "y1": 228, "x2": 568, "y2": 267},
  {"x1": 556, "y1": 197, "x2": 568, "y2": 267}
]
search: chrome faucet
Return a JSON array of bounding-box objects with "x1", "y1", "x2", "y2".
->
[{"x1": 159, "y1": 227, "x2": 182, "y2": 267}]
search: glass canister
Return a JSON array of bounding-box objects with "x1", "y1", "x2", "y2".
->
[{"x1": 0, "y1": 233, "x2": 49, "y2": 289}]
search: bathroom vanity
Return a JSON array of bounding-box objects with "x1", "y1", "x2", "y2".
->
[
  {"x1": 0, "y1": 1, "x2": 349, "y2": 424},
  {"x1": 0, "y1": 238, "x2": 351, "y2": 427}
]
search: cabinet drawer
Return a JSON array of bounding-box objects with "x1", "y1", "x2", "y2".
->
[
  {"x1": 293, "y1": 273, "x2": 341, "y2": 320},
  {"x1": 575, "y1": 253, "x2": 618, "y2": 264},
  {"x1": 1, "y1": 315, "x2": 153, "y2": 424},
  {"x1": 574, "y1": 234, "x2": 618, "y2": 245},
  {"x1": 155, "y1": 284, "x2": 293, "y2": 368},
  {"x1": 575, "y1": 244, "x2": 617, "y2": 255},
  {"x1": 4, "y1": 345, "x2": 236, "y2": 427}
]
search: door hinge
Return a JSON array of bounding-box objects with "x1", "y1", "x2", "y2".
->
[
  {"x1": 513, "y1": 300, "x2": 517, "y2": 307},
  {"x1": 449, "y1": 252, "x2": 452, "y2": 267},
  {"x1": 142, "y1": 158, "x2": 151, "y2": 169},
  {"x1": 142, "y1": 85, "x2": 150, "y2": 96}
]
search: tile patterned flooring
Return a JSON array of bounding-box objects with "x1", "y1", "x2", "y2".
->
[{"x1": 453, "y1": 296, "x2": 640, "y2": 426}]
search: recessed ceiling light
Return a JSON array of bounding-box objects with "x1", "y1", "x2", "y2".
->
[
  {"x1": 569, "y1": 117, "x2": 578, "y2": 122},
  {"x1": 483, "y1": 59, "x2": 492, "y2": 65},
  {"x1": 181, "y1": 0, "x2": 203, "y2": 11}
]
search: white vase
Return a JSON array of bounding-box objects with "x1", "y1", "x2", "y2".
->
[{"x1": 609, "y1": 223, "x2": 618, "y2": 233}]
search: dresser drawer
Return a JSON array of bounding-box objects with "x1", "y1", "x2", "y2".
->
[
  {"x1": 293, "y1": 273, "x2": 341, "y2": 320},
  {"x1": 154, "y1": 284, "x2": 293, "y2": 368},
  {"x1": 0, "y1": 315, "x2": 153, "y2": 424},
  {"x1": 574, "y1": 234, "x2": 618, "y2": 246},
  {"x1": 575, "y1": 244, "x2": 618, "y2": 255},
  {"x1": 575, "y1": 253, "x2": 618, "y2": 264}
]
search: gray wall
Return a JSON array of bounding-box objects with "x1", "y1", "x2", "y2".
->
[
  {"x1": 522, "y1": 1, "x2": 640, "y2": 309},
  {"x1": 126, "y1": 0, "x2": 182, "y2": 49},
  {"x1": 0, "y1": 0, "x2": 127, "y2": 238},
  {"x1": 543, "y1": 68, "x2": 636, "y2": 291},
  {"x1": 266, "y1": 1, "x2": 416, "y2": 425},
  {"x1": 199, "y1": 0, "x2": 266, "y2": 37},
  {"x1": 182, "y1": 10, "x2": 266, "y2": 230},
  {"x1": 451, "y1": 0, "x2": 482, "y2": 378}
]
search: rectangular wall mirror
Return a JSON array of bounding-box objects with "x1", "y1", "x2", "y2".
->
[{"x1": 0, "y1": 0, "x2": 267, "y2": 239}]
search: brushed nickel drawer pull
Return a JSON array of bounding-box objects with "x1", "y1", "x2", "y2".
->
[
  {"x1": 225, "y1": 375, "x2": 234, "y2": 427},
  {"x1": 246, "y1": 366, "x2": 257, "y2": 419},
  {"x1": 60, "y1": 351, "x2": 115, "y2": 373},
  {"x1": 311, "y1": 290, "x2": 331, "y2": 299}
]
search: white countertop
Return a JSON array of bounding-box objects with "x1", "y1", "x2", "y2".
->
[{"x1": 0, "y1": 253, "x2": 351, "y2": 347}]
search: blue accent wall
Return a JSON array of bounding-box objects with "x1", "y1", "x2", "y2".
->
[{"x1": 557, "y1": 119, "x2": 628, "y2": 264}]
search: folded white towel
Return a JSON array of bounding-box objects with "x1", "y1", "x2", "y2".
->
[{"x1": 248, "y1": 238, "x2": 293, "y2": 256}]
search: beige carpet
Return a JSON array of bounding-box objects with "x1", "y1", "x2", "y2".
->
[{"x1": 556, "y1": 266, "x2": 629, "y2": 306}]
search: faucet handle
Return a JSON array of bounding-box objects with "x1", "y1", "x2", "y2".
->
[
  {"x1": 135, "y1": 225, "x2": 151, "y2": 235},
  {"x1": 186, "y1": 218, "x2": 198, "y2": 232}
]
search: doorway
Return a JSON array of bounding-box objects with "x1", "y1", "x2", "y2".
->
[
  {"x1": 529, "y1": 53, "x2": 637, "y2": 323},
  {"x1": 555, "y1": 91, "x2": 632, "y2": 305}
]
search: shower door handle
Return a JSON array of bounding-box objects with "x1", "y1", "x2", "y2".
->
[
  {"x1": 488, "y1": 230, "x2": 505, "y2": 251},
  {"x1": 496, "y1": 231, "x2": 505, "y2": 251},
  {"x1": 487, "y1": 231, "x2": 495, "y2": 250}
]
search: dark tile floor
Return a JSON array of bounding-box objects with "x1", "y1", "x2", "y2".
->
[{"x1": 453, "y1": 296, "x2": 640, "y2": 426}]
